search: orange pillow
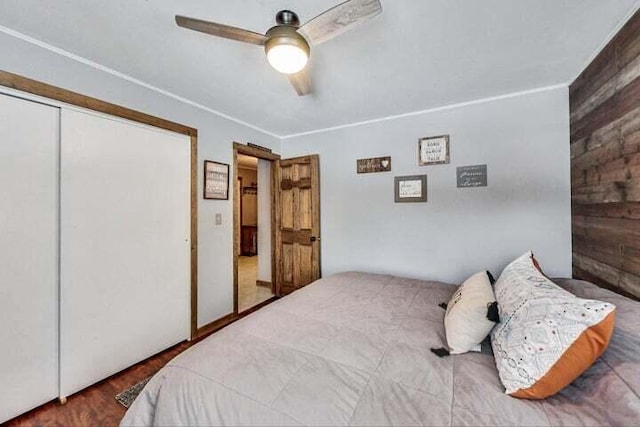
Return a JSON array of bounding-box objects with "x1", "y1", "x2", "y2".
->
[{"x1": 491, "y1": 252, "x2": 616, "y2": 399}]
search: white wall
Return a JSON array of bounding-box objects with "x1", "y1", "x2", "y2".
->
[
  {"x1": 0, "y1": 33, "x2": 280, "y2": 328},
  {"x1": 282, "y1": 87, "x2": 572, "y2": 283},
  {"x1": 0, "y1": 30, "x2": 572, "y2": 327}
]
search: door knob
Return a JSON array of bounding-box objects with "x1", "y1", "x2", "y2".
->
[{"x1": 310, "y1": 236, "x2": 320, "y2": 242}]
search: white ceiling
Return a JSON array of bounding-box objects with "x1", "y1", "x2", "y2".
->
[{"x1": 0, "y1": 1, "x2": 638, "y2": 137}]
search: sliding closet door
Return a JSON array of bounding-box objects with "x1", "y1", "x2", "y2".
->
[
  {"x1": 0, "y1": 95, "x2": 59, "y2": 423},
  {"x1": 60, "y1": 109, "x2": 190, "y2": 397}
]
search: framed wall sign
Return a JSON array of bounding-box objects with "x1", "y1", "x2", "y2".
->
[
  {"x1": 457, "y1": 164, "x2": 488, "y2": 188},
  {"x1": 418, "y1": 134, "x2": 450, "y2": 165},
  {"x1": 394, "y1": 175, "x2": 427, "y2": 203},
  {"x1": 203, "y1": 160, "x2": 230, "y2": 200},
  {"x1": 357, "y1": 156, "x2": 392, "y2": 173}
]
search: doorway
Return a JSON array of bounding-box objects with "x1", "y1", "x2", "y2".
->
[
  {"x1": 233, "y1": 143, "x2": 280, "y2": 314},
  {"x1": 237, "y1": 154, "x2": 272, "y2": 312},
  {"x1": 233, "y1": 143, "x2": 322, "y2": 313}
]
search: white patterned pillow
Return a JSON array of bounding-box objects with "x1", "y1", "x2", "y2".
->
[{"x1": 491, "y1": 252, "x2": 616, "y2": 399}]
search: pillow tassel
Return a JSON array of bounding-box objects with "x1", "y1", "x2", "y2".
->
[
  {"x1": 486, "y1": 301, "x2": 499, "y2": 322},
  {"x1": 486, "y1": 270, "x2": 496, "y2": 285},
  {"x1": 430, "y1": 347, "x2": 451, "y2": 358}
]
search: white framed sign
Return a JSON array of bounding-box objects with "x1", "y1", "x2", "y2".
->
[
  {"x1": 418, "y1": 134, "x2": 450, "y2": 166},
  {"x1": 203, "y1": 160, "x2": 229, "y2": 200}
]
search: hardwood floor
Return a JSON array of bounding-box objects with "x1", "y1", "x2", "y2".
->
[
  {"x1": 5, "y1": 341, "x2": 193, "y2": 427},
  {"x1": 5, "y1": 293, "x2": 280, "y2": 427}
]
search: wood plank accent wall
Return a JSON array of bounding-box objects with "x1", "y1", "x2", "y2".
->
[{"x1": 570, "y1": 9, "x2": 640, "y2": 299}]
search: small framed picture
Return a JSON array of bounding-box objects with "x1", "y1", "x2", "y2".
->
[
  {"x1": 418, "y1": 135, "x2": 450, "y2": 166},
  {"x1": 457, "y1": 164, "x2": 488, "y2": 188},
  {"x1": 394, "y1": 175, "x2": 427, "y2": 203},
  {"x1": 203, "y1": 160, "x2": 230, "y2": 200},
  {"x1": 357, "y1": 156, "x2": 392, "y2": 174}
]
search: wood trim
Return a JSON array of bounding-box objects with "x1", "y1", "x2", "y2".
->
[
  {"x1": 233, "y1": 150, "x2": 239, "y2": 314},
  {"x1": 0, "y1": 70, "x2": 197, "y2": 137},
  {"x1": 194, "y1": 296, "x2": 279, "y2": 339},
  {"x1": 273, "y1": 159, "x2": 282, "y2": 296},
  {"x1": 194, "y1": 312, "x2": 237, "y2": 339},
  {"x1": 239, "y1": 296, "x2": 279, "y2": 316},
  {"x1": 0, "y1": 70, "x2": 200, "y2": 341},
  {"x1": 238, "y1": 177, "x2": 243, "y2": 242},
  {"x1": 311, "y1": 154, "x2": 322, "y2": 280},
  {"x1": 271, "y1": 160, "x2": 280, "y2": 296},
  {"x1": 233, "y1": 141, "x2": 280, "y2": 161},
  {"x1": 190, "y1": 135, "x2": 198, "y2": 340},
  {"x1": 256, "y1": 280, "x2": 271, "y2": 288},
  {"x1": 232, "y1": 143, "x2": 280, "y2": 312}
]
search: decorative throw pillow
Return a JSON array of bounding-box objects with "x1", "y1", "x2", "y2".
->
[
  {"x1": 444, "y1": 271, "x2": 498, "y2": 354},
  {"x1": 491, "y1": 252, "x2": 616, "y2": 399}
]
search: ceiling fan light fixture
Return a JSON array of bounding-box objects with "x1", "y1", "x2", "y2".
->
[
  {"x1": 175, "y1": 1, "x2": 383, "y2": 95},
  {"x1": 265, "y1": 26, "x2": 310, "y2": 74},
  {"x1": 267, "y1": 44, "x2": 308, "y2": 74}
]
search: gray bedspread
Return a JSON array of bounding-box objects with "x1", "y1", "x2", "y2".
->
[{"x1": 121, "y1": 272, "x2": 640, "y2": 426}]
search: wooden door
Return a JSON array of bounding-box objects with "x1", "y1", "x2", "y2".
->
[{"x1": 275, "y1": 155, "x2": 321, "y2": 295}]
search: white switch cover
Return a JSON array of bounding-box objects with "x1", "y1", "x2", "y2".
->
[{"x1": 215, "y1": 213, "x2": 222, "y2": 226}]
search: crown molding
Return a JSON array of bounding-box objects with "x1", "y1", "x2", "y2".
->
[
  {"x1": 0, "y1": 24, "x2": 280, "y2": 139},
  {"x1": 0, "y1": 23, "x2": 588, "y2": 142},
  {"x1": 280, "y1": 83, "x2": 568, "y2": 139}
]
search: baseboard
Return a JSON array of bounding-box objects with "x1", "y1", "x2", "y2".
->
[
  {"x1": 194, "y1": 313, "x2": 238, "y2": 340},
  {"x1": 239, "y1": 296, "x2": 278, "y2": 316},
  {"x1": 256, "y1": 280, "x2": 272, "y2": 288},
  {"x1": 194, "y1": 295, "x2": 280, "y2": 340}
]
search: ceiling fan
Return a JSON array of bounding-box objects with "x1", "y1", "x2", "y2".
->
[{"x1": 175, "y1": 0, "x2": 382, "y2": 96}]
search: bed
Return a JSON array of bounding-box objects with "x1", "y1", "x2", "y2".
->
[{"x1": 121, "y1": 272, "x2": 640, "y2": 426}]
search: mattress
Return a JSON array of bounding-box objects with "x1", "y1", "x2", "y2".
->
[{"x1": 121, "y1": 272, "x2": 640, "y2": 426}]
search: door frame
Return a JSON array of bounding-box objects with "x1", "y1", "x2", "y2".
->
[
  {"x1": 232, "y1": 142, "x2": 280, "y2": 314},
  {"x1": 237, "y1": 176, "x2": 243, "y2": 257},
  {"x1": 0, "y1": 70, "x2": 200, "y2": 340}
]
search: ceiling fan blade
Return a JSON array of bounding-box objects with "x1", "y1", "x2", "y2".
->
[
  {"x1": 175, "y1": 15, "x2": 266, "y2": 46},
  {"x1": 288, "y1": 68, "x2": 312, "y2": 96},
  {"x1": 297, "y1": 0, "x2": 382, "y2": 46}
]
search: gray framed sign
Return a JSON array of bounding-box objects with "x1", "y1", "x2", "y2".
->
[
  {"x1": 457, "y1": 164, "x2": 488, "y2": 188},
  {"x1": 395, "y1": 175, "x2": 427, "y2": 203},
  {"x1": 418, "y1": 134, "x2": 450, "y2": 166}
]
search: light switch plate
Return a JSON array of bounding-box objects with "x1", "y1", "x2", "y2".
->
[{"x1": 215, "y1": 213, "x2": 222, "y2": 226}]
